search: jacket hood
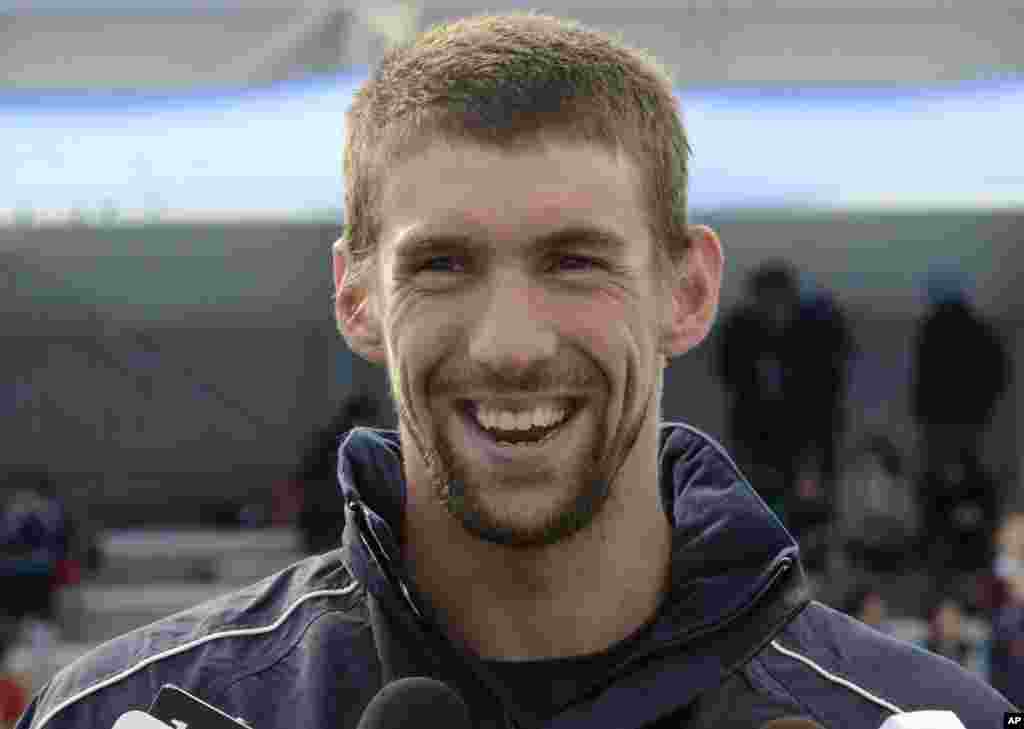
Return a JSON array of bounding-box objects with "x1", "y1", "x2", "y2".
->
[{"x1": 335, "y1": 421, "x2": 799, "y2": 644}]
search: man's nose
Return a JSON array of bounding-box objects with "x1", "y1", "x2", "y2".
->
[{"x1": 468, "y1": 272, "x2": 558, "y2": 375}]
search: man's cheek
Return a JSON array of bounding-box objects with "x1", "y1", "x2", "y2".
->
[{"x1": 391, "y1": 360, "x2": 421, "y2": 431}]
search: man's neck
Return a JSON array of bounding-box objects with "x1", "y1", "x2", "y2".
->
[{"x1": 400, "y1": 436, "x2": 673, "y2": 661}]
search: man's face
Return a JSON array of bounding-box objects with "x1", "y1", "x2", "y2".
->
[{"x1": 364, "y1": 136, "x2": 675, "y2": 547}]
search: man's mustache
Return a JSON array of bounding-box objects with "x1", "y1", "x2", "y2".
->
[{"x1": 431, "y1": 362, "x2": 599, "y2": 397}]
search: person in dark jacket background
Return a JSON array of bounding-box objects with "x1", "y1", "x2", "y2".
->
[
  {"x1": 912, "y1": 271, "x2": 1010, "y2": 603},
  {"x1": 717, "y1": 263, "x2": 805, "y2": 518},
  {"x1": 716, "y1": 263, "x2": 852, "y2": 545},
  {"x1": 295, "y1": 394, "x2": 381, "y2": 554},
  {"x1": 917, "y1": 448, "x2": 1001, "y2": 601},
  {"x1": 912, "y1": 270, "x2": 1010, "y2": 478},
  {"x1": 15, "y1": 12, "x2": 1017, "y2": 729},
  {"x1": 0, "y1": 472, "x2": 68, "y2": 627},
  {"x1": 789, "y1": 276, "x2": 853, "y2": 497}
]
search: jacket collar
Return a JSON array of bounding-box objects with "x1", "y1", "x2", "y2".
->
[{"x1": 336, "y1": 421, "x2": 801, "y2": 644}]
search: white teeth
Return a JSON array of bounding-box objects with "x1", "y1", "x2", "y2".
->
[
  {"x1": 474, "y1": 404, "x2": 570, "y2": 431},
  {"x1": 534, "y1": 406, "x2": 560, "y2": 427}
]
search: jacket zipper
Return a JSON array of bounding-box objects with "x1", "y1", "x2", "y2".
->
[
  {"x1": 351, "y1": 497, "x2": 527, "y2": 726},
  {"x1": 347, "y1": 497, "x2": 424, "y2": 619}
]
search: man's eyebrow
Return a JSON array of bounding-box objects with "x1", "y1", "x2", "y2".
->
[
  {"x1": 530, "y1": 226, "x2": 629, "y2": 255},
  {"x1": 394, "y1": 225, "x2": 629, "y2": 259},
  {"x1": 393, "y1": 232, "x2": 476, "y2": 260}
]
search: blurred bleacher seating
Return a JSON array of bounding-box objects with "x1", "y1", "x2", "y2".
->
[{"x1": 23, "y1": 526, "x2": 306, "y2": 693}]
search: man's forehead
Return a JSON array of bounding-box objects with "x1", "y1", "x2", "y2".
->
[
  {"x1": 388, "y1": 195, "x2": 626, "y2": 244},
  {"x1": 377, "y1": 137, "x2": 648, "y2": 252}
]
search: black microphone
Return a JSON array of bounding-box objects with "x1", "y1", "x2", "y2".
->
[{"x1": 356, "y1": 677, "x2": 472, "y2": 729}]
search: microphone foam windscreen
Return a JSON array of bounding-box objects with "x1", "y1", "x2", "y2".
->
[{"x1": 357, "y1": 677, "x2": 472, "y2": 729}]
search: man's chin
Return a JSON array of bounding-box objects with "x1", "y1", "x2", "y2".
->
[{"x1": 441, "y1": 475, "x2": 611, "y2": 548}]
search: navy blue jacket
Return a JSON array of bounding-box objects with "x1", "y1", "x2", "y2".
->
[{"x1": 17, "y1": 423, "x2": 1016, "y2": 729}]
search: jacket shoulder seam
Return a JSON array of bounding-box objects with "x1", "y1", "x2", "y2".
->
[
  {"x1": 751, "y1": 647, "x2": 825, "y2": 724},
  {"x1": 213, "y1": 605, "x2": 363, "y2": 699},
  {"x1": 769, "y1": 637, "x2": 904, "y2": 715},
  {"x1": 33, "y1": 583, "x2": 359, "y2": 729}
]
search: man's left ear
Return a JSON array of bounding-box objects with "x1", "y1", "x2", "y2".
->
[{"x1": 661, "y1": 225, "x2": 724, "y2": 360}]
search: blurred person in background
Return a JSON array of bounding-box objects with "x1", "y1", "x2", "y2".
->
[
  {"x1": 786, "y1": 468, "x2": 832, "y2": 574},
  {"x1": 836, "y1": 434, "x2": 919, "y2": 574},
  {"x1": 785, "y1": 278, "x2": 853, "y2": 573},
  {"x1": 912, "y1": 270, "x2": 1010, "y2": 486},
  {"x1": 977, "y1": 512, "x2": 1024, "y2": 615},
  {"x1": 842, "y1": 585, "x2": 891, "y2": 634},
  {"x1": 917, "y1": 447, "x2": 1000, "y2": 608},
  {"x1": 295, "y1": 394, "x2": 381, "y2": 554},
  {"x1": 0, "y1": 471, "x2": 68, "y2": 645},
  {"x1": 925, "y1": 596, "x2": 971, "y2": 668},
  {"x1": 912, "y1": 271, "x2": 1008, "y2": 607},
  {"x1": 716, "y1": 262, "x2": 805, "y2": 519},
  {"x1": 717, "y1": 263, "x2": 851, "y2": 540},
  {"x1": 791, "y1": 276, "x2": 854, "y2": 498},
  {"x1": 0, "y1": 616, "x2": 29, "y2": 729},
  {"x1": 989, "y1": 561, "x2": 1024, "y2": 707}
]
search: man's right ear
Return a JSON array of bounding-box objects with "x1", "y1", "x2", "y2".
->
[{"x1": 332, "y1": 242, "x2": 387, "y2": 364}]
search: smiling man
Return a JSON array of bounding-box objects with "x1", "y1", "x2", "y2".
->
[
  {"x1": 17, "y1": 11, "x2": 1017, "y2": 729},
  {"x1": 337, "y1": 133, "x2": 718, "y2": 661}
]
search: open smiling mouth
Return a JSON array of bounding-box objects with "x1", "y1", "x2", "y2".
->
[{"x1": 456, "y1": 398, "x2": 585, "y2": 449}]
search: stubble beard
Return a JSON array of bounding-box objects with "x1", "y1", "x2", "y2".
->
[
  {"x1": 393, "y1": 374, "x2": 654, "y2": 550},
  {"x1": 387, "y1": 317, "x2": 664, "y2": 546},
  {"x1": 434, "y1": 408, "x2": 612, "y2": 547}
]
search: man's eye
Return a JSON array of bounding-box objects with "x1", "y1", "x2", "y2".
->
[
  {"x1": 557, "y1": 255, "x2": 604, "y2": 272},
  {"x1": 418, "y1": 256, "x2": 466, "y2": 273},
  {"x1": 413, "y1": 255, "x2": 605, "y2": 275}
]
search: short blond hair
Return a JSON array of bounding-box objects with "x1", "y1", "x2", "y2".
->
[{"x1": 338, "y1": 11, "x2": 692, "y2": 291}]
